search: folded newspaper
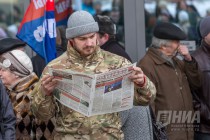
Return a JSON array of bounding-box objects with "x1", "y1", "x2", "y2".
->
[{"x1": 48, "y1": 63, "x2": 135, "y2": 117}]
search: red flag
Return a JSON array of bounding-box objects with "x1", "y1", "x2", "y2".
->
[
  {"x1": 17, "y1": 0, "x2": 57, "y2": 63},
  {"x1": 55, "y1": 0, "x2": 73, "y2": 26}
]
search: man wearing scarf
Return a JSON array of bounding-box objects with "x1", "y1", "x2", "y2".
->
[{"x1": 138, "y1": 22, "x2": 201, "y2": 140}]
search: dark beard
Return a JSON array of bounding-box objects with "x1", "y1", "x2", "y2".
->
[{"x1": 72, "y1": 45, "x2": 97, "y2": 57}]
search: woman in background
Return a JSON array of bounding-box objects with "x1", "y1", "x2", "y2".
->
[{"x1": 0, "y1": 50, "x2": 55, "y2": 140}]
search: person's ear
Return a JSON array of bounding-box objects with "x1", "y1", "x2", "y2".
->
[
  {"x1": 159, "y1": 45, "x2": 166, "y2": 51},
  {"x1": 104, "y1": 33, "x2": 110, "y2": 41},
  {"x1": 69, "y1": 40, "x2": 74, "y2": 46}
]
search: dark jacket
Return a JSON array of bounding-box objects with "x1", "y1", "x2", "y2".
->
[
  {"x1": 192, "y1": 40, "x2": 210, "y2": 133},
  {"x1": 138, "y1": 47, "x2": 201, "y2": 140},
  {"x1": 101, "y1": 38, "x2": 132, "y2": 62},
  {"x1": 0, "y1": 81, "x2": 16, "y2": 140},
  {"x1": 32, "y1": 45, "x2": 65, "y2": 78}
]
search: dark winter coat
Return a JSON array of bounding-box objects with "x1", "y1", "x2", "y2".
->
[
  {"x1": 32, "y1": 45, "x2": 65, "y2": 78},
  {"x1": 101, "y1": 38, "x2": 132, "y2": 62},
  {"x1": 192, "y1": 40, "x2": 210, "y2": 134},
  {"x1": 0, "y1": 80, "x2": 16, "y2": 140}
]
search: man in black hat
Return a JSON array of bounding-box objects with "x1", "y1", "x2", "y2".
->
[
  {"x1": 95, "y1": 15, "x2": 153, "y2": 140},
  {"x1": 138, "y1": 22, "x2": 201, "y2": 140},
  {"x1": 94, "y1": 15, "x2": 132, "y2": 62}
]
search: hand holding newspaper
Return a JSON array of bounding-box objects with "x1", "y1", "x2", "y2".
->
[{"x1": 48, "y1": 63, "x2": 135, "y2": 117}]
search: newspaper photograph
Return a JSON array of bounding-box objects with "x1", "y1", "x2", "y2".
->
[{"x1": 48, "y1": 63, "x2": 135, "y2": 117}]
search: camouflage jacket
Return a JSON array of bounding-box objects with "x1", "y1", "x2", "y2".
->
[{"x1": 31, "y1": 45, "x2": 156, "y2": 140}]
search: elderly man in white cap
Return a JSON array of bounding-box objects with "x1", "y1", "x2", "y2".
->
[
  {"x1": 192, "y1": 16, "x2": 210, "y2": 140},
  {"x1": 31, "y1": 10, "x2": 156, "y2": 139}
]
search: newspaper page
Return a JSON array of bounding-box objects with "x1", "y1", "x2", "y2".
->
[{"x1": 49, "y1": 63, "x2": 135, "y2": 117}]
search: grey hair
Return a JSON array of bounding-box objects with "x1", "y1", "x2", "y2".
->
[{"x1": 151, "y1": 36, "x2": 172, "y2": 48}]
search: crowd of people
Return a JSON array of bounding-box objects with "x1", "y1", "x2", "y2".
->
[
  {"x1": 0, "y1": 1, "x2": 210, "y2": 140},
  {"x1": 145, "y1": 0, "x2": 206, "y2": 48}
]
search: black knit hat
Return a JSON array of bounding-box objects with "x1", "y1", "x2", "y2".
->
[
  {"x1": 153, "y1": 22, "x2": 186, "y2": 40},
  {"x1": 0, "y1": 38, "x2": 26, "y2": 54},
  {"x1": 94, "y1": 15, "x2": 116, "y2": 35}
]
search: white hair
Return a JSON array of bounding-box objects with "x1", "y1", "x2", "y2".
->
[{"x1": 151, "y1": 36, "x2": 172, "y2": 48}]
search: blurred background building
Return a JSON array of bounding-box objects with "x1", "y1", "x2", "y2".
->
[{"x1": 0, "y1": 0, "x2": 210, "y2": 62}]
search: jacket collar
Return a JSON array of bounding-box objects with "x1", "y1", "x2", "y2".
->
[
  {"x1": 100, "y1": 38, "x2": 116, "y2": 50},
  {"x1": 148, "y1": 47, "x2": 169, "y2": 64},
  {"x1": 148, "y1": 47, "x2": 176, "y2": 67},
  {"x1": 8, "y1": 72, "x2": 38, "y2": 93}
]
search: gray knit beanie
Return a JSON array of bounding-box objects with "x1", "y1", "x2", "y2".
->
[
  {"x1": 66, "y1": 11, "x2": 99, "y2": 39},
  {"x1": 200, "y1": 16, "x2": 210, "y2": 38}
]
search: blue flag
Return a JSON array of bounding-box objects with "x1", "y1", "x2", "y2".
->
[{"x1": 16, "y1": 0, "x2": 56, "y2": 63}]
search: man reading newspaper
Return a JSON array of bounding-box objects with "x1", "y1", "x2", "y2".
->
[
  {"x1": 31, "y1": 10, "x2": 156, "y2": 140},
  {"x1": 48, "y1": 62, "x2": 140, "y2": 117}
]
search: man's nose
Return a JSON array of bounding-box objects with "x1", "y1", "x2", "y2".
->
[{"x1": 86, "y1": 39, "x2": 92, "y2": 46}]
